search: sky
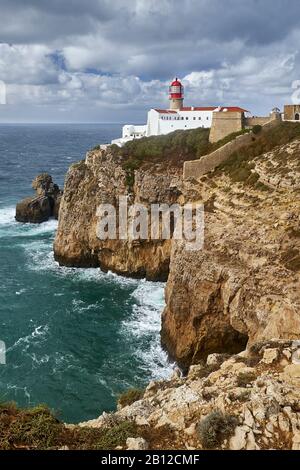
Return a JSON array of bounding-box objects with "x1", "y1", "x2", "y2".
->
[{"x1": 0, "y1": 0, "x2": 300, "y2": 122}]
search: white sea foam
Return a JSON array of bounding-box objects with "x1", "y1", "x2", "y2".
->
[
  {"x1": 0, "y1": 205, "x2": 58, "y2": 238},
  {"x1": 21, "y1": 218, "x2": 58, "y2": 236},
  {"x1": 7, "y1": 325, "x2": 49, "y2": 353},
  {"x1": 0, "y1": 206, "x2": 16, "y2": 226},
  {"x1": 23, "y1": 236, "x2": 140, "y2": 289},
  {"x1": 6, "y1": 384, "x2": 31, "y2": 404},
  {"x1": 122, "y1": 281, "x2": 175, "y2": 381},
  {"x1": 4, "y1": 202, "x2": 173, "y2": 385}
]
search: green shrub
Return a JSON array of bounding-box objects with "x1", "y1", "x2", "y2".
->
[
  {"x1": 0, "y1": 403, "x2": 63, "y2": 450},
  {"x1": 92, "y1": 144, "x2": 101, "y2": 151},
  {"x1": 0, "y1": 401, "x2": 139, "y2": 450},
  {"x1": 252, "y1": 125, "x2": 262, "y2": 135},
  {"x1": 236, "y1": 371, "x2": 257, "y2": 387},
  {"x1": 216, "y1": 122, "x2": 300, "y2": 187},
  {"x1": 197, "y1": 410, "x2": 238, "y2": 449},
  {"x1": 72, "y1": 420, "x2": 137, "y2": 450},
  {"x1": 118, "y1": 388, "x2": 144, "y2": 408}
]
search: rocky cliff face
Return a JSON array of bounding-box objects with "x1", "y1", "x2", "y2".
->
[
  {"x1": 162, "y1": 138, "x2": 300, "y2": 368},
  {"x1": 54, "y1": 149, "x2": 181, "y2": 280},
  {"x1": 55, "y1": 135, "x2": 300, "y2": 369}
]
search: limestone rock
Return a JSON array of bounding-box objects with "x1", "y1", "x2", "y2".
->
[
  {"x1": 16, "y1": 173, "x2": 62, "y2": 223},
  {"x1": 16, "y1": 195, "x2": 51, "y2": 223},
  {"x1": 292, "y1": 432, "x2": 300, "y2": 450},
  {"x1": 78, "y1": 340, "x2": 300, "y2": 451},
  {"x1": 262, "y1": 349, "x2": 279, "y2": 364},
  {"x1": 282, "y1": 364, "x2": 300, "y2": 384},
  {"x1": 126, "y1": 437, "x2": 149, "y2": 450},
  {"x1": 229, "y1": 426, "x2": 248, "y2": 450},
  {"x1": 54, "y1": 150, "x2": 180, "y2": 279}
]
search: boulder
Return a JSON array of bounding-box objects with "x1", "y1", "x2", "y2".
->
[
  {"x1": 16, "y1": 173, "x2": 63, "y2": 223},
  {"x1": 126, "y1": 437, "x2": 149, "y2": 450},
  {"x1": 16, "y1": 196, "x2": 51, "y2": 223}
]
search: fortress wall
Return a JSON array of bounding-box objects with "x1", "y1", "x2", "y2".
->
[
  {"x1": 183, "y1": 119, "x2": 280, "y2": 180},
  {"x1": 184, "y1": 132, "x2": 253, "y2": 179},
  {"x1": 209, "y1": 112, "x2": 243, "y2": 143},
  {"x1": 245, "y1": 116, "x2": 271, "y2": 127},
  {"x1": 284, "y1": 105, "x2": 300, "y2": 121}
]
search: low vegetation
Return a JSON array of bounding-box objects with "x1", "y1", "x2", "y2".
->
[
  {"x1": 111, "y1": 127, "x2": 253, "y2": 189},
  {"x1": 0, "y1": 402, "x2": 137, "y2": 450},
  {"x1": 197, "y1": 410, "x2": 238, "y2": 449},
  {"x1": 236, "y1": 370, "x2": 257, "y2": 388},
  {"x1": 215, "y1": 122, "x2": 300, "y2": 188},
  {"x1": 118, "y1": 388, "x2": 145, "y2": 408}
]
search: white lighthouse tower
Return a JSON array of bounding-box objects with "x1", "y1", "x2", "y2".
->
[{"x1": 169, "y1": 77, "x2": 184, "y2": 110}]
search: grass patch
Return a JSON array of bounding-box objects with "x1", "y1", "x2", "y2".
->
[
  {"x1": 0, "y1": 403, "x2": 62, "y2": 450},
  {"x1": 236, "y1": 370, "x2": 257, "y2": 388},
  {"x1": 197, "y1": 410, "x2": 238, "y2": 449},
  {"x1": 118, "y1": 388, "x2": 144, "y2": 408},
  {"x1": 215, "y1": 122, "x2": 300, "y2": 188},
  {"x1": 0, "y1": 402, "x2": 138, "y2": 450},
  {"x1": 252, "y1": 125, "x2": 262, "y2": 135},
  {"x1": 69, "y1": 420, "x2": 137, "y2": 450},
  {"x1": 116, "y1": 127, "x2": 252, "y2": 175}
]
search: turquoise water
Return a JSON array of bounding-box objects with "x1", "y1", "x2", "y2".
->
[{"x1": 0, "y1": 124, "x2": 173, "y2": 423}]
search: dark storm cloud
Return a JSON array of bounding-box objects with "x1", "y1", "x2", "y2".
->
[
  {"x1": 0, "y1": 0, "x2": 299, "y2": 45},
  {"x1": 0, "y1": 0, "x2": 300, "y2": 121}
]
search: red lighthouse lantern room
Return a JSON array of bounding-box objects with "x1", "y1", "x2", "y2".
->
[{"x1": 169, "y1": 78, "x2": 184, "y2": 110}]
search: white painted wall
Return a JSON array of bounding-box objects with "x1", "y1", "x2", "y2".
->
[{"x1": 112, "y1": 109, "x2": 214, "y2": 146}]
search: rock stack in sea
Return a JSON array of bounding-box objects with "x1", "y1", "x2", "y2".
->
[{"x1": 15, "y1": 173, "x2": 63, "y2": 223}]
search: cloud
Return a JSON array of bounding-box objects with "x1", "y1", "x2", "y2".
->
[{"x1": 0, "y1": 0, "x2": 300, "y2": 121}]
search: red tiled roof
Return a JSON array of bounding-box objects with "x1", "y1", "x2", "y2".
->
[{"x1": 154, "y1": 106, "x2": 249, "y2": 113}]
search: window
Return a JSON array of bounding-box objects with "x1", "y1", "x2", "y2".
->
[
  {"x1": 198, "y1": 117, "x2": 201, "y2": 120},
  {"x1": 186, "y1": 117, "x2": 188, "y2": 120},
  {"x1": 181, "y1": 117, "x2": 184, "y2": 120},
  {"x1": 206, "y1": 117, "x2": 209, "y2": 120},
  {"x1": 193, "y1": 117, "x2": 196, "y2": 120}
]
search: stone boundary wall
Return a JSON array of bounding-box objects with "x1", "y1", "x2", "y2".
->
[
  {"x1": 245, "y1": 116, "x2": 271, "y2": 127},
  {"x1": 183, "y1": 119, "x2": 280, "y2": 180}
]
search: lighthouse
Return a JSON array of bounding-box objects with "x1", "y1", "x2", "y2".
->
[
  {"x1": 169, "y1": 77, "x2": 184, "y2": 110},
  {"x1": 111, "y1": 76, "x2": 249, "y2": 146}
]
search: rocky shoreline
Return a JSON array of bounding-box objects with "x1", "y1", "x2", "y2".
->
[{"x1": 78, "y1": 340, "x2": 300, "y2": 450}]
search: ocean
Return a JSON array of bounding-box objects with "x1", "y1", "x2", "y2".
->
[{"x1": 0, "y1": 123, "x2": 173, "y2": 423}]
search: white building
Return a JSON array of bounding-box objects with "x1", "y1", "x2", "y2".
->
[{"x1": 111, "y1": 78, "x2": 248, "y2": 146}]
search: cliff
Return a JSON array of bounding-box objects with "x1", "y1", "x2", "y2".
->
[
  {"x1": 162, "y1": 131, "x2": 300, "y2": 368},
  {"x1": 3, "y1": 340, "x2": 300, "y2": 450},
  {"x1": 54, "y1": 149, "x2": 182, "y2": 281},
  {"x1": 54, "y1": 123, "x2": 300, "y2": 368}
]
